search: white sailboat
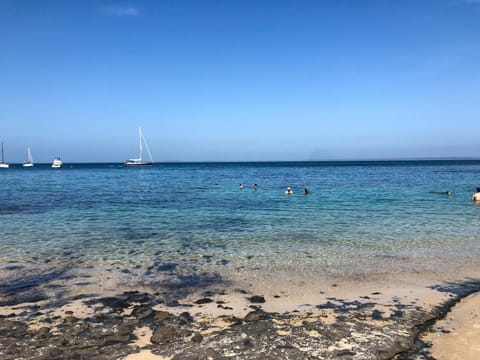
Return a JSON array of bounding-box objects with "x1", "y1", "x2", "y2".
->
[
  {"x1": 23, "y1": 147, "x2": 34, "y2": 167},
  {"x1": 0, "y1": 142, "x2": 9, "y2": 169},
  {"x1": 124, "y1": 126, "x2": 154, "y2": 166}
]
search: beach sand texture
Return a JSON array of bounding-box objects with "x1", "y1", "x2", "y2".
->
[
  {"x1": 1, "y1": 263, "x2": 480, "y2": 359},
  {"x1": 426, "y1": 292, "x2": 480, "y2": 360}
]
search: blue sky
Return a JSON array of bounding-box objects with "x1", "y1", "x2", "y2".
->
[{"x1": 1, "y1": 0, "x2": 480, "y2": 162}]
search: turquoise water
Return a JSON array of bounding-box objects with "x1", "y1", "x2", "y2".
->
[{"x1": 1, "y1": 161, "x2": 480, "y2": 277}]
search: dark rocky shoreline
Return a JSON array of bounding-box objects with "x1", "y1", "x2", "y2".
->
[{"x1": 1, "y1": 278, "x2": 480, "y2": 360}]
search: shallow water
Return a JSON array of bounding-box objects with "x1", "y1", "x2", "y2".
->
[{"x1": 1, "y1": 161, "x2": 480, "y2": 279}]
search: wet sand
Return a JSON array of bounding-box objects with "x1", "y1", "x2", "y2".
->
[{"x1": 425, "y1": 292, "x2": 480, "y2": 360}]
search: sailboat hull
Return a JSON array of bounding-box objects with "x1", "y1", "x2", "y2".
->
[{"x1": 123, "y1": 161, "x2": 154, "y2": 167}]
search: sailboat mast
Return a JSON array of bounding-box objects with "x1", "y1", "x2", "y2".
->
[
  {"x1": 139, "y1": 127, "x2": 143, "y2": 161},
  {"x1": 1, "y1": 142, "x2": 4, "y2": 163}
]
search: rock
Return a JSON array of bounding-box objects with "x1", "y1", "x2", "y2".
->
[
  {"x1": 117, "y1": 323, "x2": 133, "y2": 336},
  {"x1": 372, "y1": 310, "x2": 384, "y2": 320},
  {"x1": 334, "y1": 350, "x2": 356, "y2": 359},
  {"x1": 36, "y1": 348, "x2": 63, "y2": 360},
  {"x1": 127, "y1": 291, "x2": 154, "y2": 303},
  {"x1": 194, "y1": 298, "x2": 214, "y2": 305},
  {"x1": 392, "y1": 310, "x2": 404, "y2": 318},
  {"x1": 151, "y1": 325, "x2": 177, "y2": 344},
  {"x1": 94, "y1": 296, "x2": 131, "y2": 312},
  {"x1": 392, "y1": 337, "x2": 414, "y2": 352},
  {"x1": 102, "y1": 333, "x2": 131, "y2": 346},
  {"x1": 248, "y1": 295, "x2": 266, "y2": 303},
  {"x1": 63, "y1": 315, "x2": 79, "y2": 325},
  {"x1": 243, "y1": 338, "x2": 254, "y2": 347},
  {"x1": 153, "y1": 310, "x2": 175, "y2": 325},
  {"x1": 178, "y1": 312, "x2": 194, "y2": 325},
  {"x1": 244, "y1": 309, "x2": 269, "y2": 322},
  {"x1": 131, "y1": 305, "x2": 154, "y2": 320},
  {"x1": 191, "y1": 333, "x2": 203, "y2": 343},
  {"x1": 37, "y1": 327, "x2": 51, "y2": 338},
  {"x1": 202, "y1": 290, "x2": 216, "y2": 297},
  {"x1": 166, "y1": 300, "x2": 181, "y2": 307},
  {"x1": 243, "y1": 320, "x2": 270, "y2": 336}
]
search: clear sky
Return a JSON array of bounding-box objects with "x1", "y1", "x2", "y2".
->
[{"x1": 1, "y1": 0, "x2": 479, "y2": 162}]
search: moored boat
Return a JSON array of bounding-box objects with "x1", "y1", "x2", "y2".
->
[
  {"x1": 23, "y1": 147, "x2": 34, "y2": 167},
  {"x1": 52, "y1": 157, "x2": 62, "y2": 168},
  {"x1": 0, "y1": 142, "x2": 9, "y2": 169},
  {"x1": 124, "y1": 126, "x2": 154, "y2": 166}
]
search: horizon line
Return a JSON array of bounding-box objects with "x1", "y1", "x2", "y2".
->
[{"x1": 3, "y1": 157, "x2": 480, "y2": 165}]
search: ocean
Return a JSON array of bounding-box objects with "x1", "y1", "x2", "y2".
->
[{"x1": 1, "y1": 161, "x2": 480, "y2": 282}]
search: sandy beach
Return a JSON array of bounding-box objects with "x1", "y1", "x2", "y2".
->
[
  {"x1": 1, "y1": 261, "x2": 480, "y2": 359},
  {"x1": 425, "y1": 292, "x2": 480, "y2": 360}
]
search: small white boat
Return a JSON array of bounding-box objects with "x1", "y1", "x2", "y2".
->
[
  {"x1": 52, "y1": 157, "x2": 62, "y2": 168},
  {"x1": 23, "y1": 147, "x2": 34, "y2": 167},
  {"x1": 0, "y1": 142, "x2": 9, "y2": 169},
  {"x1": 124, "y1": 126, "x2": 154, "y2": 167}
]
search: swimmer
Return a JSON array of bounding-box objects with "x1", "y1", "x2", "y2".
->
[
  {"x1": 472, "y1": 190, "x2": 480, "y2": 202},
  {"x1": 285, "y1": 187, "x2": 293, "y2": 195},
  {"x1": 303, "y1": 188, "x2": 309, "y2": 195},
  {"x1": 430, "y1": 191, "x2": 451, "y2": 196},
  {"x1": 253, "y1": 183, "x2": 258, "y2": 190},
  {"x1": 239, "y1": 183, "x2": 244, "y2": 189}
]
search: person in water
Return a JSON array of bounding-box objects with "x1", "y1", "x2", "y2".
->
[
  {"x1": 239, "y1": 183, "x2": 244, "y2": 189},
  {"x1": 285, "y1": 187, "x2": 293, "y2": 195},
  {"x1": 303, "y1": 188, "x2": 309, "y2": 195},
  {"x1": 430, "y1": 191, "x2": 451, "y2": 196},
  {"x1": 253, "y1": 183, "x2": 258, "y2": 190},
  {"x1": 472, "y1": 188, "x2": 480, "y2": 202}
]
